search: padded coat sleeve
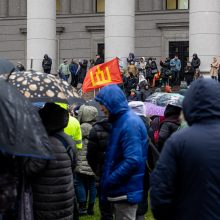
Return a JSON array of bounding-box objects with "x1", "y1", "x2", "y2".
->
[
  {"x1": 87, "y1": 127, "x2": 99, "y2": 173},
  {"x1": 103, "y1": 120, "x2": 145, "y2": 190},
  {"x1": 158, "y1": 122, "x2": 171, "y2": 152}
]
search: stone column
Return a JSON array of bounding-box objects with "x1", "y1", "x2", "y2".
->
[
  {"x1": 152, "y1": 0, "x2": 163, "y2": 11},
  {"x1": 60, "y1": 0, "x2": 71, "y2": 14},
  {"x1": 189, "y1": 0, "x2": 220, "y2": 72},
  {"x1": 105, "y1": 0, "x2": 135, "y2": 67},
  {"x1": 0, "y1": 0, "x2": 8, "y2": 17},
  {"x1": 27, "y1": 0, "x2": 56, "y2": 72}
]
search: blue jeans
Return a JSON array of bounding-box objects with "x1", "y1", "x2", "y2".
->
[
  {"x1": 75, "y1": 173, "x2": 96, "y2": 204},
  {"x1": 59, "y1": 72, "x2": 69, "y2": 81}
]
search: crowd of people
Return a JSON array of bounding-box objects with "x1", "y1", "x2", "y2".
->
[
  {"x1": 57, "y1": 54, "x2": 104, "y2": 89},
  {"x1": 2, "y1": 51, "x2": 220, "y2": 220},
  {"x1": 16, "y1": 52, "x2": 220, "y2": 103},
  {"x1": 118, "y1": 53, "x2": 201, "y2": 102}
]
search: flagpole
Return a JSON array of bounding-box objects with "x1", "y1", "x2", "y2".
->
[{"x1": 93, "y1": 89, "x2": 96, "y2": 98}]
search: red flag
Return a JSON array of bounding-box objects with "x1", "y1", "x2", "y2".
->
[{"x1": 82, "y1": 57, "x2": 122, "y2": 93}]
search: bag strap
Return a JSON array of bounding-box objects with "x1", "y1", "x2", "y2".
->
[{"x1": 52, "y1": 133, "x2": 76, "y2": 170}]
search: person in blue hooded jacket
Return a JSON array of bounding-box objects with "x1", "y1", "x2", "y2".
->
[
  {"x1": 95, "y1": 84, "x2": 147, "y2": 220},
  {"x1": 150, "y1": 78, "x2": 220, "y2": 220}
]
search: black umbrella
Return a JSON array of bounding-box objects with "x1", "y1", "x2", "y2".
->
[
  {"x1": 68, "y1": 96, "x2": 86, "y2": 106},
  {"x1": 0, "y1": 79, "x2": 52, "y2": 158},
  {"x1": 0, "y1": 57, "x2": 15, "y2": 74},
  {"x1": 8, "y1": 70, "x2": 81, "y2": 104}
]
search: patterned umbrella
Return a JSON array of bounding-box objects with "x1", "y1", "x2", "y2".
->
[
  {"x1": 8, "y1": 71, "x2": 81, "y2": 103},
  {"x1": 145, "y1": 92, "x2": 184, "y2": 108}
]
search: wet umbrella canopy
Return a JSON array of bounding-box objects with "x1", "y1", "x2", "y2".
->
[
  {"x1": 8, "y1": 71, "x2": 80, "y2": 104},
  {"x1": 145, "y1": 92, "x2": 184, "y2": 108},
  {"x1": 0, "y1": 79, "x2": 52, "y2": 158},
  {"x1": 0, "y1": 58, "x2": 15, "y2": 74}
]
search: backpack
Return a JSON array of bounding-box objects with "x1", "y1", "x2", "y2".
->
[{"x1": 148, "y1": 116, "x2": 165, "y2": 170}]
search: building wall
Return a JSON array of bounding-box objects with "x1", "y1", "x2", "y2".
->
[
  {"x1": 0, "y1": 18, "x2": 26, "y2": 64},
  {"x1": 0, "y1": 0, "x2": 189, "y2": 69},
  {"x1": 135, "y1": 10, "x2": 188, "y2": 62}
]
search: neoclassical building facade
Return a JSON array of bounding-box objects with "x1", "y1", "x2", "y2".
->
[{"x1": 0, "y1": 0, "x2": 216, "y2": 73}]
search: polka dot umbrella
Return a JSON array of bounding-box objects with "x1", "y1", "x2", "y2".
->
[{"x1": 8, "y1": 71, "x2": 81, "y2": 104}]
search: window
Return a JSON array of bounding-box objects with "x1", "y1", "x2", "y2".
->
[
  {"x1": 56, "y1": 0, "x2": 60, "y2": 14},
  {"x1": 96, "y1": 0, "x2": 105, "y2": 13},
  {"x1": 178, "y1": 0, "x2": 188, "y2": 9},
  {"x1": 166, "y1": 0, "x2": 189, "y2": 10}
]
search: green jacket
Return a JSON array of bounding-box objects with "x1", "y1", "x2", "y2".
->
[{"x1": 59, "y1": 63, "x2": 70, "y2": 76}]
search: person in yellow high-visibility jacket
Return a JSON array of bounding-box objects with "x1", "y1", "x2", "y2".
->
[
  {"x1": 56, "y1": 103, "x2": 82, "y2": 150},
  {"x1": 65, "y1": 115, "x2": 82, "y2": 149}
]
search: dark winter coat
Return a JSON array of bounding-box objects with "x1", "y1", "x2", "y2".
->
[
  {"x1": 150, "y1": 78, "x2": 220, "y2": 220},
  {"x1": 69, "y1": 62, "x2": 79, "y2": 76},
  {"x1": 95, "y1": 57, "x2": 104, "y2": 65},
  {"x1": 0, "y1": 154, "x2": 18, "y2": 217},
  {"x1": 95, "y1": 84, "x2": 147, "y2": 204},
  {"x1": 42, "y1": 56, "x2": 52, "y2": 71},
  {"x1": 158, "y1": 105, "x2": 181, "y2": 152},
  {"x1": 26, "y1": 104, "x2": 75, "y2": 220},
  {"x1": 146, "y1": 60, "x2": 158, "y2": 79},
  {"x1": 160, "y1": 59, "x2": 171, "y2": 79},
  {"x1": 127, "y1": 53, "x2": 135, "y2": 64},
  {"x1": 184, "y1": 65, "x2": 194, "y2": 85},
  {"x1": 124, "y1": 75, "x2": 138, "y2": 96},
  {"x1": 118, "y1": 74, "x2": 127, "y2": 91},
  {"x1": 25, "y1": 132, "x2": 75, "y2": 220},
  {"x1": 87, "y1": 118, "x2": 111, "y2": 179},
  {"x1": 191, "y1": 54, "x2": 200, "y2": 71},
  {"x1": 127, "y1": 94, "x2": 138, "y2": 102},
  {"x1": 78, "y1": 60, "x2": 88, "y2": 84}
]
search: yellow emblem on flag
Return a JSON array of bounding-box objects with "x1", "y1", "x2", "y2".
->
[{"x1": 90, "y1": 66, "x2": 112, "y2": 86}]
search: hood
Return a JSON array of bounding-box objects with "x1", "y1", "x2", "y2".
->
[
  {"x1": 139, "y1": 74, "x2": 147, "y2": 83},
  {"x1": 164, "y1": 104, "x2": 181, "y2": 118},
  {"x1": 129, "y1": 53, "x2": 135, "y2": 59},
  {"x1": 193, "y1": 53, "x2": 198, "y2": 59},
  {"x1": 78, "y1": 105, "x2": 98, "y2": 123},
  {"x1": 95, "y1": 84, "x2": 129, "y2": 116},
  {"x1": 140, "y1": 57, "x2": 145, "y2": 62},
  {"x1": 39, "y1": 103, "x2": 69, "y2": 135},
  {"x1": 128, "y1": 101, "x2": 146, "y2": 116},
  {"x1": 183, "y1": 78, "x2": 220, "y2": 126}
]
